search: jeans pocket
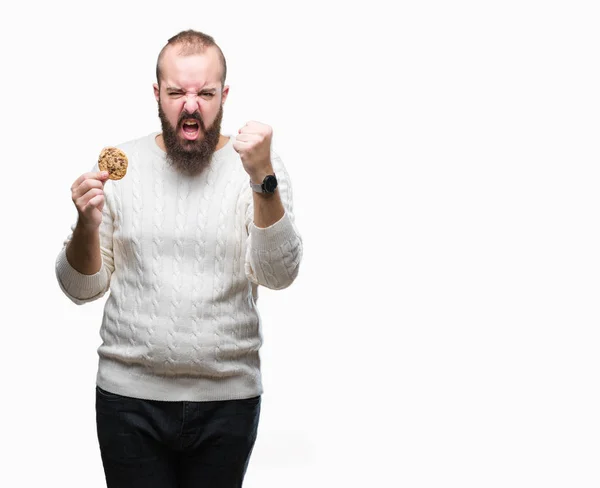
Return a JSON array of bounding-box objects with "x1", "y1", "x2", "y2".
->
[{"x1": 96, "y1": 385, "x2": 125, "y2": 402}]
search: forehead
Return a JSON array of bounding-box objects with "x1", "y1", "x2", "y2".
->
[{"x1": 160, "y1": 45, "x2": 222, "y2": 88}]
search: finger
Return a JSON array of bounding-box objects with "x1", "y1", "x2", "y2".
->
[
  {"x1": 232, "y1": 139, "x2": 252, "y2": 153},
  {"x1": 71, "y1": 171, "x2": 109, "y2": 191},
  {"x1": 72, "y1": 178, "x2": 105, "y2": 199},
  {"x1": 86, "y1": 194, "x2": 105, "y2": 211},
  {"x1": 235, "y1": 133, "x2": 260, "y2": 144},
  {"x1": 71, "y1": 172, "x2": 95, "y2": 189},
  {"x1": 243, "y1": 120, "x2": 261, "y2": 129},
  {"x1": 238, "y1": 127, "x2": 262, "y2": 137},
  {"x1": 239, "y1": 121, "x2": 270, "y2": 136},
  {"x1": 81, "y1": 194, "x2": 105, "y2": 216},
  {"x1": 76, "y1": 188, "x2": 104, "y2": 210},
  {"x1": 238, "y1": 121, "x2": 261, "y2": 134}
]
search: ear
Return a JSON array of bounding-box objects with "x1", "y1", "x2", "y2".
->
[
  {"x1": 221, "y1": 85, "x2": 230, "y2": 106},
  {"x1": 153, "y1": 83, "x2": 160, "y2": 102}
]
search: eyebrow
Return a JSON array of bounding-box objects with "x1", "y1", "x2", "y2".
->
[{"x1": 165, "y1": 86, "x2": 218, "y2": 93}]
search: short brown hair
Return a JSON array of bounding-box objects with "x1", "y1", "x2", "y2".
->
[{"x1": 156, "y1": 30, "x2": 227, "y2": 87}]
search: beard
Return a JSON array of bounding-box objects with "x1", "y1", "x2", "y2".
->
[{"x1": 158, "y1": 100, "x2": 223, "y2": 175}]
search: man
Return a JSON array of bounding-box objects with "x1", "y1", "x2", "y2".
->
[{"x1": 55, "y1": 30, "x2": 302, "y2": 488}]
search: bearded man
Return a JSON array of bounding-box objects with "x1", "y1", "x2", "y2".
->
[{"x1": 55, "y1": 29, "x2": 302, "y2": 488}]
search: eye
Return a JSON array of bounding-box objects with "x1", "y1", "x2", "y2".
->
[
  {"x1": 200, "y1": 92, "x2": 215, "y2": 98},
  {"x1": 168, "y1": 91, "x2": 183, "y2": 98}
]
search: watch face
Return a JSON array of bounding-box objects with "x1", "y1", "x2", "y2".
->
[{"x1": 263, "y1": 175, "x2": 278, "y2": 193}]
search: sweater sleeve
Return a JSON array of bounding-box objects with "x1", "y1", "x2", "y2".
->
[
  {"x1": 244, "y1": 152, "x2": 303, "y2": 290},
  {"x1": 55, "y1": 189, "x2": 115, "y2": 305}
]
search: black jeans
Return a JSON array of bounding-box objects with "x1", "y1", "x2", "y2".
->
[{"x1": 96, "y1": 386, "x2": 261, "y2": 488}]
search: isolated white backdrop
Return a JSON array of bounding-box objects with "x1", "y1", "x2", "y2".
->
[{"x1": 1, "y1": 0, "x2": 599, "y2": 487}]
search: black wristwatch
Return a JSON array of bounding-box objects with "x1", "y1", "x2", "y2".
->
[{"x1": 250, "y1": 174, "x2": 278, "y2": 194}]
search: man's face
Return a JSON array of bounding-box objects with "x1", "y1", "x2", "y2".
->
[{"x1": 154, "y1": 46, "x2": 229, "y2": 174}]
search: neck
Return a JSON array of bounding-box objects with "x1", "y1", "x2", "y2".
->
[{"x1": 216, "y1": 134, "x2": 229, "y2": 150}]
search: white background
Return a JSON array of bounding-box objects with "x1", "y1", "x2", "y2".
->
[{"x1": 1, "y1": 0, "x2": 599, "y2": 486}]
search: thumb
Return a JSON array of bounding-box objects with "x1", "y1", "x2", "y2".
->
[{"x1": 98, "y1": 170, "x2": 110, "y2": 186}]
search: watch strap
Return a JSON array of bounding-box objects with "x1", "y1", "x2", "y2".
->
[
  {"x1": 250, "y1": 174, "x2": 277, "y2": 194},
  {"x1": 250, "y1": 180, "x2": 264, "y2": 193}
]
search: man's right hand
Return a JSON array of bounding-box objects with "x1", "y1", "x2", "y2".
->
[
  {"x1": 66, "y1": 170, "x2": 110, "y2": 275},
  {"x1": 71, "y1": 171, "x2": 110, "y2": 229}
]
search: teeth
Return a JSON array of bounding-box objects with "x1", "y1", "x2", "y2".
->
[{"x1": 183, "y1": 121, "x2": 198, "y2": 126}]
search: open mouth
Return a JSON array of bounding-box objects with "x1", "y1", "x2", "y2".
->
[{"x1": 181, "y1": 119, "x2": 200, "y2": 140}]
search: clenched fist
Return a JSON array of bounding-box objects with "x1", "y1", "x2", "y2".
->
[
  {"x1": 233, "y1": 121, "x2": 274, "y2": 182},
  {"x1": 71, "y1": 171, "x2": 109, "y2": 230}
]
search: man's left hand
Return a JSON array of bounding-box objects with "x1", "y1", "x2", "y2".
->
[{"x1": 233, "y1": 121, "x2": 274, "y2": 181}]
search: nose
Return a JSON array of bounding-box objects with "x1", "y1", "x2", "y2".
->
[{"x1": 183, "y1": 93, "x2": 200, "y2": 113}]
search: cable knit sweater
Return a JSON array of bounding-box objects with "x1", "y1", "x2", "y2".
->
[{"x1": 55, "y1": 132, "x2": 302, "y2": 402}]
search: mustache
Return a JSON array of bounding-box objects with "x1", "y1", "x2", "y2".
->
[{"x1": 178, "y1": 111, "x2": 206, "y2": 132}]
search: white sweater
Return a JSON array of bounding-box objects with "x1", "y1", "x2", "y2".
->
[{"x1": 55, "y1": 133, "x2": 302, "y2": 402}]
